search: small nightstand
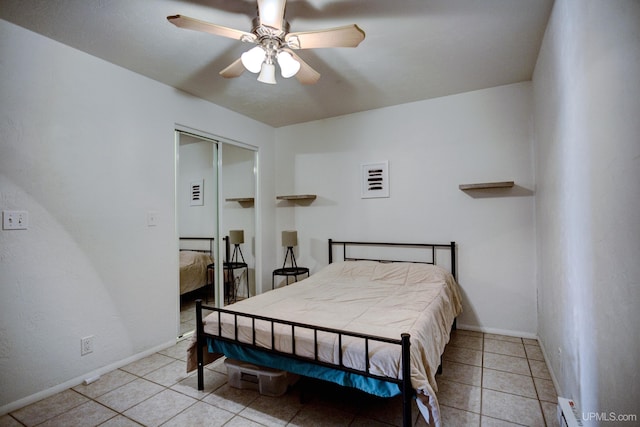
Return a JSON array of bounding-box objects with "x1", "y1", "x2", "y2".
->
[
  {"x1": 224, "y1": 261, "x2": 248, "y2": 303},
  {"x1": 272, "y1": 266, "x2": 309, "y2": 289}
]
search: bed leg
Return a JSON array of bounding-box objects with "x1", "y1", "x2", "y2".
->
[
  {"x1": 401, "y1": 333, "x2": 412, "y2": 427},
  {"x1": 196, "y1": 299, "x2": 204, "y2": 391}
]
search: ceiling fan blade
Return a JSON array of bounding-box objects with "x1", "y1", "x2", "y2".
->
[
  {"x1": 284, "y1": 49, "x2": 320, "y2": 85},
  {"x1": 257, "y1": 0, "x2": 286, "y2": 30},
  {"x1": 167, "y1": 15, "x2": 257, "y2": 42},
  {"x1": 219, "y1": 58, "x2": 245, "y2": 78},
  {"x1": 285, "y1": 24, "x2": 365, "y2": 49}
]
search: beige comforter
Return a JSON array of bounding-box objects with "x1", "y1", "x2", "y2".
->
[
  {"x1": 179, "y1": 251, "x2": 213, "y2": 295},
  {"x1": 195, "y1": 260, "x2": 462, "y2": 426}
]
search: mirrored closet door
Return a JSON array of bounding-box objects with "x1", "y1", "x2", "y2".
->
[{"x1": 176, "y1": 130, "x2": 257, "y2": 338}]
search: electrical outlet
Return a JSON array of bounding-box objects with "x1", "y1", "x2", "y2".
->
[
  {"x1": 81, "y1": 336, "x2": 94, "y2": 356},
  {"x1": 2, "y1": 210, "x2": 29, "y2": 230}
]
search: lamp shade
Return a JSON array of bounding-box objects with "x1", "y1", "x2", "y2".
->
[
  {"x1": 257, "y1": 62, "x2": 277, "y2": 84},
  {"x1": 277, "y1": 51, "x2": 300, "y2": 78},
  {"x1": 241, "y1": 46, "x2": 266, "y2": 73},
  {"x1": 229, "y1": 230, "x2": 244, "y2": 245},
  {"x1": 282, "y1": 230, "x2": 298, "y2": 247}
]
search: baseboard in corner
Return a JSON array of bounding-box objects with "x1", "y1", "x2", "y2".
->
[
  {"x1": 537, "y1": 339, "x2": 563, "y2": 402},
  {"x1": 0, "y1": 339, "x2": 177, "y2": 417},
  {"x1": 456, "y1": 323, "x2": 538, "y2": 340}
]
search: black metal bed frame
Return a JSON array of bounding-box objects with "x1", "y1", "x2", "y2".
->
[
  {"x1": 195, "y1": 239, "x2": 457, "y2": 427},
  {"x1": 179, "y1": 237, "x2": 215, "y2": 255},
  {"x1": 329, "y1": 239, "x2": 457, "y2": 281}
]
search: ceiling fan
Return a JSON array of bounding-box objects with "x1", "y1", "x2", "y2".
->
[{"x1": 167, "y1": 0, "x2": 365, "y2": 85}]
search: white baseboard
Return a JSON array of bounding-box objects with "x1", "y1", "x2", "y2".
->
[
  {"x1": 457, "y1": 323, "x2": 538, "y2": 340},
  {"x1": 537, "y1": 339, "x2": 563, "y2": 400},
  {"x1": 0, "y1": 339, "x2": 177, "y2": 416}
]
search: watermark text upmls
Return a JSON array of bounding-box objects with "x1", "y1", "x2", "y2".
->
[{"x1": 583, "y1": 412, "x2": 637, "y2": 423}]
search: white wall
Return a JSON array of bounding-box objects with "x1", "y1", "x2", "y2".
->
[
  {"x1": 275, "y1": 82, "x2": 537, "y2": 336},
  {"x1": 0, "y1": 20, "x2": 275, "y2": 412},
  {"x1": 178, "y1": 138, "x2": 216, "y2": 238},
  {"x1": 532, "y1": 0, "x2": 640, "y2": 420}
]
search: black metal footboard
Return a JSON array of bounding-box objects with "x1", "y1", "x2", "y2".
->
[{"x1": 195, "y1": 300, "x2": 414, "y2": 427}]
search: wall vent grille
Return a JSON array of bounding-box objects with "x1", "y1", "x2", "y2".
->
[{"x1": 190, "y1": 180, "x2": 204, "y2": 206}]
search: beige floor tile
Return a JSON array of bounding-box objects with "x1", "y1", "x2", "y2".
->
[
  {"x1": 482, "y1": 369, "x2": 537, "y2": 399},
  {"x1": 180, "y1": 307, "x2": 196, "y2": 323},
  {"x1": 0, "y1": 414, "x2": 26, "y2": 427},
  {"x1": 484, "y1": 334, "x2": 523, "y2": 344},
  {"x1": 224, "y1": 415, "x2": 269, "y2": 427},
  {"x1": 123, "y1": 389, "x2": 197, "y2": 427},
  {"x1": 158, "y1": 339, "x2": 191, "y2": 361},
  {"x1": 437, "y1": 379, "x2": 481, "y2": 413},
  {"x1": 98, "y1": 415, "x2": 145, "y2": 427},
  {"x1": 96, "y1": 378, "x2": 164, "y2": 413},
  {"x1": 483, "y1": 352, "x2": 531, "y2": 376},
  {"x1": 37, "y1": 400, "x2": 116, "y2": 427},
  {"x1": 449, "y1": 333, "x2": 484, "y2": 351},
  {"x1": 540, "y1": 401, "x2": 560, "y2": 427},
  {"x1": 73, "y1": 369, "x2": 137, "y2": 399},
  {"x1": 528, "y1": 359, "x2": 552, "y2": 380},
  {"x1": 533, "y1": 377, "x2": 557, "y2": 403},
  {"x1": 523, "y1": 338, "x2": 539, "y2": 346},
  {"x1": 180, "y1": 321, "x2": 195, "y2": 337},
  {"x1": 443, "y1": 346, "x2": 483, "y2": 367},
  {"x1": 439, "y1": 360, "x2": 482, "y2": 387},
  {"x1": 10, "y1": 389, "x2": 88, "y2": 426},
  {"x1": 120, "y1": 353, "x2": 175, "y2": 377},
  {"x1": 484, "y1": 339, "x2": 526, "y2": 358},
  {"x1": 171, "y1": 369, "x2": 227, "y2": 399},
  {"x1": 6, "y1": 328, "x2": 561, "y2": 427},
  {"x1": 440, "y1": 404, "x2": 481, "y2": 426},
  {"x1": 481, "y1": 389, "x2": 545, "y2": 427},
  {"x1": 239, "y1": 394, "x2": 303, "y2": 426},
  {"x1": 481, "y1": 415, "x2": 527, "y2": 426},
  {"x1": 143, "y1": 360, "x2": 190, "y2": 387},
  {"x1": 454, "y1": 329, "x2": 483, "y2": 338},
  {"x1": 161, "y1": 401, "x2": 235, "y2": 426},
  {"x1": 202, "y1": 383, "x2": 260, "y2": 414},
  {"x1": 525, "y1": 344, "x2": 545, "y2": 361}
]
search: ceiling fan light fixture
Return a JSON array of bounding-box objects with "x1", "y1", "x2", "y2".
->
[
  {"x1": 276, "y1": 50, "x2": 300, "y2": 78},
  {"x1": 241, "y1": 46, "x2": 266, "y2": 73},
  {"x1": 257, "y1": 62, "x2": 277, "y2": 84}
]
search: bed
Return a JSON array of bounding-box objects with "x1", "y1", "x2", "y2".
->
[
  {"x1": 179, "y1": 238, "x2": 215, "y2": 296},
  {"x1": 189, "y1": 239, "x2": 461, "y2": 427}
]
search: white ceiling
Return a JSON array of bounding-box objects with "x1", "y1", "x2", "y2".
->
[{"x1": 1, "y1": 0, "x2": 553, "y2": 128}]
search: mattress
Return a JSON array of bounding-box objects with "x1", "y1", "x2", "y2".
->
[{"x1": 179, "y1": 250, "x2": 213, "y2": 295}]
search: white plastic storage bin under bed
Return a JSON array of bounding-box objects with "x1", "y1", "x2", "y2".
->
[{"x1": 224, "y1": 358, "x2": 299, "y2": 397}]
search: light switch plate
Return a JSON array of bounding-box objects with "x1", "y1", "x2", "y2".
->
[
  {"x1": 147, "y1": 211, "x2": 158, "y2": 227},
  {"x1": 2, "y1": 210, "x2": 29, "y2": 230}
]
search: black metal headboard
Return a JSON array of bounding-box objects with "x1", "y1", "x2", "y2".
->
[
  {"x1": 328, "y1": 239, "x2": 457, "y2": 280},
  {"x1": 179, "y1": 237, "x2": 215, "y2": 255}
]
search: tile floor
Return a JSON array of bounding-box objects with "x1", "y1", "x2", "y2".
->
[{"x1": 1, "y1": 326, "x2": 559, "y2": 426}]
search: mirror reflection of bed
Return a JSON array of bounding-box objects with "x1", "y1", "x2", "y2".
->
[{"x1": 179, "y1": 238, "x2": 215, "y2": 337}]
